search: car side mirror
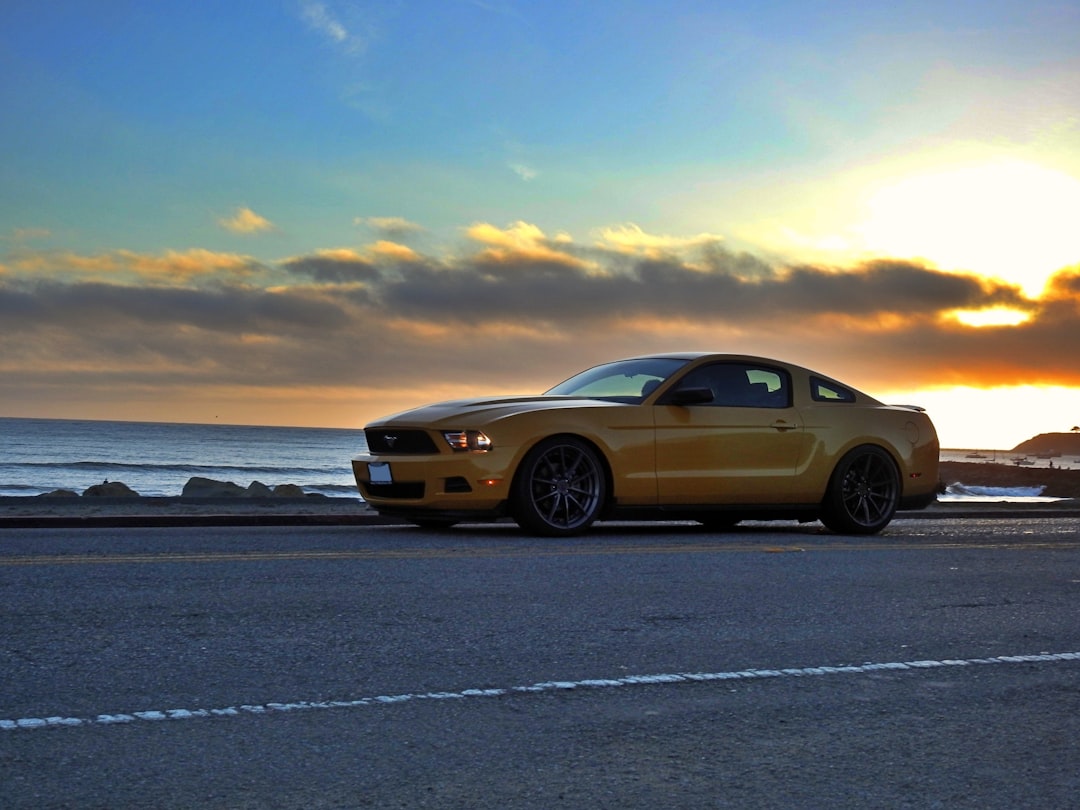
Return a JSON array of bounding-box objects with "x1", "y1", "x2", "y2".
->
[{"x1": 667, "y1": 387, "x2": 714, "y2": 406}]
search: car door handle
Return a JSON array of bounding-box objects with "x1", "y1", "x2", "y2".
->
[{"x1": 771, "y1": 420, "x2": 797, "y2": 432}]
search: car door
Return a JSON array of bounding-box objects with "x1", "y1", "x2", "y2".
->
[{"x1": 653, "y1": 362, "x2": 807, "y2": 504}]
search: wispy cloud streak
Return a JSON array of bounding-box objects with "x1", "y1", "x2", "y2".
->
[{"x1": 299, "y1": 1, "x2": 368, "y2": 54}]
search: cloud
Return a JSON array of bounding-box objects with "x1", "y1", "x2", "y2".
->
[
  {"x1": 1044, "y1": 266, "x2": 1080, "y2": 299},
  {"x1": 299, "y1": 1, "x2": 368, "y2": 54},
  {"x1": 218, "y1": 207, "x2": 277, "y2": 234},
  {"x1": 4, "y1": 227, "x2": 51, "y2": 242},
  {"x1": 282, "y1": 249, "x2": 379, "y2": 284},
  {"x1": 0, "y1": 279, "x2": 348, "y2": 331},
  {"x1": 119, "y1": 249, "x2": 264, "y2": 282},
  {"x1": 465, "y1": 221, "x2": 596, "y2": 270},
  {"x1": 354, "y1": 216, "x2": 425, "y2": 238},
  {"x1": 509, "y1": 162, "x2": 538, "y2": 181},
  {"x1": 2, "y1": 222, "x2": 1079, "y2": 426},
  {"x1": 597, "y1": 223, "x2": 726, "y2": 257},
  {"x1": 3, "y1": 248, "x2": 264, "y2": 284},
  {"x1": 369, "y1": 241, "x2": 421, "y2": 262}
]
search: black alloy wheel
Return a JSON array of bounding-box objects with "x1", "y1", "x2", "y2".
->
[
  {"x1": 511, "y1": 437, "x2": 605, "y2": 536},
  {"x1": 820, "y1": 445, "x2": 900, "y2": 534}
]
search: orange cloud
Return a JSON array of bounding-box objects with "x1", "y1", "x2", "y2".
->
[
  {"x1": 4, "y1": 248, "x2": 261, "y2": 283},
  {"x1": 597, "y1": 223, "x2": 725, "y2": 258},
  {"x1": 218, "y1": 207, "x2": 276, "y2": 234},
  {"x1": 466, "y1": 221, "x2": 594, "y2": 270},
  {"x1": 368, "y1": 241, "x2": 420, "y2": 262},
  {"x1": 3, "y1": 219, "x2": 1080, "y2": 440},
  {"x1": 117, "y1": 249, "x2": 260, "y2": 281}
]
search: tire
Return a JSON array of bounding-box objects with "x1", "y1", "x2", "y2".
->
[
  {"x1": 511, "y1": 437, "x2": 606, "y2": 536},
  {"x1": 820, "y1": 445, "x2": 900, "y2": 534}
]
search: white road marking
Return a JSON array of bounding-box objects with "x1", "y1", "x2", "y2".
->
[{"x1": 4, "y1": 651, "x2": 1079, "y2": 732}]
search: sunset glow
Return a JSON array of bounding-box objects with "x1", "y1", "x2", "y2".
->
[
  {"x1": 2, "y1": 1, "x2": 1078, "y2": 450},
  {"x1": 857, "y1": 161, "x2": 1080, "y2": 297},
  {"x1": 948, "y1": 307, "x2": 1033, "y2": 328}
]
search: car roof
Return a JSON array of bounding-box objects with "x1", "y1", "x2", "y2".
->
[
  {"x1": 618, "y1": 352, "x2": 786, "y2": 365},
  {"x1": 614, "y1": 353, "x2": 879, "y2": 400}
]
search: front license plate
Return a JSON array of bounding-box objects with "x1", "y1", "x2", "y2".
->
[{"x1": 368, "y1": 462, "x2": 393, "y2": 484}]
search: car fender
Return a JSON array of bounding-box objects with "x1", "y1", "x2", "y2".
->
[
  {"x1": 790, "y1": 406, "x2": 936, "y2": 502},
  {"x1": 489, "y1": 409, "x2": 659, "y2": 506}
]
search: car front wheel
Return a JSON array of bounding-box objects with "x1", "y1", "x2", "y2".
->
[
  {"x1": 820, "y1": 445, "x2": 900, "y2": 534},
  {"x1": 511, "y1": 437, "x2": 605, "y2": 536}
]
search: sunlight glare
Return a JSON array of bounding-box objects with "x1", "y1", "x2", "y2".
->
[
  {"x1": 857, "y1": 161, "x2": 1080, "y2": 297},
  {"x1": 878, "y1": 385, "x2": 1080, "y2": 450},
  {"x1": 948, "y1": 307, "x2": 1031, "y2": 327}
]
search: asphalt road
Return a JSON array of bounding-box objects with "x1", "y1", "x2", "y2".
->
[{"x1": 3, "y1": 517, "x2": 1080, "y2": 809}]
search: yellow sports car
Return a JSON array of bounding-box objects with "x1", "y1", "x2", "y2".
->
[{"x1": 352, "y1": 353, "x2": 939, "y2": 535}]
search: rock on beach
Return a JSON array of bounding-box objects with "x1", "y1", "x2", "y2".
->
[
  {"x1": 36, "y1": 477, "x2": 316, "y2": 499},
  {"x1": 179, "y1": 477, "x2": 313, "y2": 498},
  {"x1": 82, "y1": 481, "x2": 139, "y2": 497}
]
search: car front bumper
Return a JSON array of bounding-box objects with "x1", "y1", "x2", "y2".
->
[{"x1": 351, "y1": 451, "x2": 515, "y2": 516}]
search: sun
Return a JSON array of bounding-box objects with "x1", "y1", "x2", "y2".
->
[{"x1": 855, "y1": 160, "x2": 1080, "y2": 298}]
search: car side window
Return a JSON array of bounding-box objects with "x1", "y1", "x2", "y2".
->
[
  {"x1": 671, "y1": 363, "x2": 791, "y2": 408},
  {"x1": 810, "y1": 376, "x2": 856, "y2": 402}
]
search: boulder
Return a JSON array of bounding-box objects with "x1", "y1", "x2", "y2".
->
[
  {"x1": 83, "y1": 481, "x2": 139, "y2": 497},
  {"x1": 181, "y1": 477, "x2": 245, "y2": 498},
  {"x1": 271, "y1": 483, "x2": 306, "y2": 498},
  {"x1": 37, "y1": 489, "x2": 80, "y2": 498},
  {"x1": 243, "y1": 481, "x2": 273, "y2": 498}
]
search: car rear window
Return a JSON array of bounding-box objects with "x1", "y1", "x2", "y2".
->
[{"x1": 810, "y1": 376, "x2": 856, "y2": 402}]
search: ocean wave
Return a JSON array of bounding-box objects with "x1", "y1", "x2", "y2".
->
[
  {"x1": 0, "y1": 481, "x2": 363, "y2": 498},
  {"x1": 940, "y1": 481, "x2": 1064, "y2": 503},
  {"x1": 3, "y1": 460, "x2": 347, "y2": 476},
  {"x1": 0, "y1": 417, "x2": 364, "y2": 498},
  {"x1": 945, "y1": 482, "x2": 1046, "y2": 498}
]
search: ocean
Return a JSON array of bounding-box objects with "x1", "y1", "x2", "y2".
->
[
  {"x1": 0, "y1": 418, "x2": 1067, "y2": 502},
  {"x1": 0, "y1": 417, "x2": 369, "y2": 498},
  {"x1": 937, "y1": 448, "x2": 1071, "y2": 503}
]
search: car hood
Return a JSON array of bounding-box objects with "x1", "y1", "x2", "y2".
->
[{"x1": 369, "y1": 395, "x2": 621, "y2": 428}]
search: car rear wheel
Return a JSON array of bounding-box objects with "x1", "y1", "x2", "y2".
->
[
  {"x1": 511, "y1": 437, "x2": 605, "y2": 536},
  {"x1": 820, "y1": 445, "x2": 900, "y2": 534}
]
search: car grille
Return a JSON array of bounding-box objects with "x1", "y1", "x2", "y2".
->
[
  {"x1": 361, "y1": 482, "x2": 426, "y2": 499},
  {"x1": 365, "y1": 429, "x2": 439, "y2": 454}
]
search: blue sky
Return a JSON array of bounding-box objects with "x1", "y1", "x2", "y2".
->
[{"x1": 2, "y1": 1, "x2": 1079, "y2": 447}]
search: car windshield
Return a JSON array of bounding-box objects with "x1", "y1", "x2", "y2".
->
[{"x1": 544, "y1": 358, "x2": 690, "y2": 403}]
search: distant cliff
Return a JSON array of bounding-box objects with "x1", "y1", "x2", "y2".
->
[{"x1": 1011, "y1": 432, "x2": 1080, "y2": 456}]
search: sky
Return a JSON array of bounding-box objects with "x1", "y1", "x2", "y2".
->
[{"x1": 2, "y1": 0, "x2": 1079, "y2": 450}]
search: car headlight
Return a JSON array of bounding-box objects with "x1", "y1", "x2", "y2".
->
[{"x1": 442, "y1": 430, "x2": 494, "y2": 452}]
